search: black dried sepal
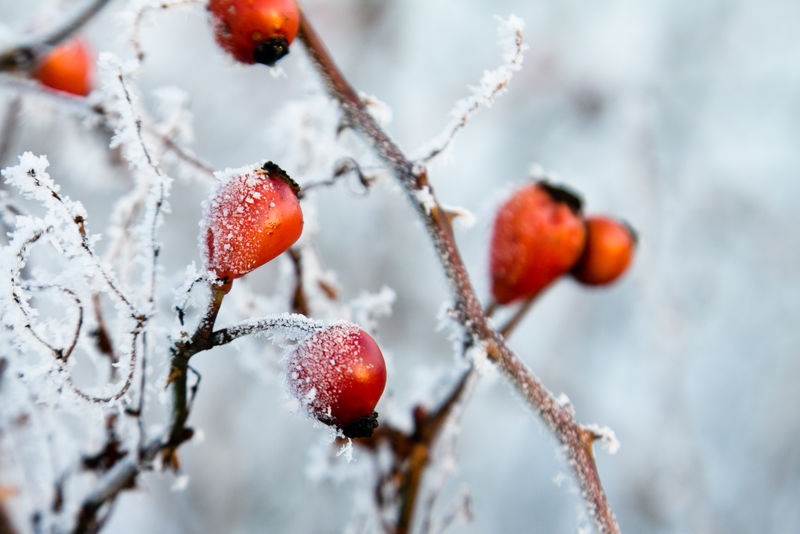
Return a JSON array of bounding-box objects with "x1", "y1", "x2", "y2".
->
[
  {"x1": 262, "y1": 161, "x2": 300, "y2": 195},
  {"x1": 340, "y1": 412, "x2": 380, "y2": 439},
  {"x1": 538, "y1": 180, "x2": 584, "y2": 214},
  {"x1": 253, "y1": 37, "x2": 290, "y2": 66}
]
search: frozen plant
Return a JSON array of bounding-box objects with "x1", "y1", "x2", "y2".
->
[{"x1": 0, "y1": 1, "x2": 635, "y2": 533}]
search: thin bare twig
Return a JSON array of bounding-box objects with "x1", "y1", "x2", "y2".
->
[
  {"x1": 0, "y1": 74, "x2": 216, "y2": 179},
  {"x1": 298, "y1": 157, "x2": 374, "y2": 198},
  {"x1": 417, "y1": 17, "x2": 525, "y2": 164},
  {"x1": 130, "y1": 0, "x2": 201, "y2": 62},
  {"x1": 298, "y1": 11, "x2": 619, "y2": 533},
  {"x1": 208, "y1": 313, "x2": 326, "y2": 349},
  {"x1": 498, "y1": 295, "x2": 537, "y2": 338}
]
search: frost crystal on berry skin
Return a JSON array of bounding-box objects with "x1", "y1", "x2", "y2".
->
[
  {"x1": 200, "y1": 162, "x2": 302, "y2": 281},
  {"x1": 286, "y1": 324, "x2": 386, "y2": 428}
]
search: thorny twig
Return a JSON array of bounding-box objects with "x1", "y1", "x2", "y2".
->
[{"x1": 298, "y1": 11, "x2": 620, "y2": 533}]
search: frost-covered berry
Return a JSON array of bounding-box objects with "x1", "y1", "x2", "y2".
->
[
  {"x1": 201, "y1": 161, "x2": 303, "y2": 282},
  {"x1": 572, "y1": 215, "x2": 636, "y2": 286},
  {"x1": 33, "y1": 38, "x2": 93, "y2": 96},
  {"x1": 286, "y1": 325, "x2": 386, "y2": 437},
  {"x1": 489, "y1": 181, "x2": 586, "y2": 304},
  {"x1": 208, "y1": 0, "x2": 300, "y2": 65}
]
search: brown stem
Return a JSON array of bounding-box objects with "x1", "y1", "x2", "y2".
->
[
  {"x1": 74, "y1": 280, "x2": 229, "y2": 527},
  {"x1": 287, "y1": 248, "x2": 310, "y2": 316},
  {"x1": 298, "y1": 11, "x2": 619, "y2": 533},
  {"x1": 91, "y1": 293, "x2": 117, "y2": 379},
  {"x1": 0, "y1": 497, "x2": 16, "y2": 534},
  {"x1": 397, "y1": 370, "x2": 474, "y2": 534},
  {"x1": 498, "y1": 295, "x2": 537, "y2": 338},
  {"x1": 163, "y1": 280, "x2": 228, "y2": 466}
]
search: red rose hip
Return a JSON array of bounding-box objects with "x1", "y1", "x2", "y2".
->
[
  {"x1": 33, "y1": 38, "x2": 93, "y2": 96},
  {"x1": 202, "y1": 161, "x2": 303, "y2": 282},
  {"x1": 489, "y1": 181, "x2": 586, "y2": 304},
  {"x1": 287, "y1": 325, "x2": 386, "y2": 436},
  {"x1": 572, "y1": 215, "x2": 636, "y2": 286},
  {"x1": 208, "y1": 0, "x2": 300, "y2": 65}
]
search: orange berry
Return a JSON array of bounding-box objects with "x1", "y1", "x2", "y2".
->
[
  {"x1": 208, "y1": 0, "x2": 300, "y2": 65},
  {"x1": 572, "y1": 216, "x2": 636, "y2": 286},
  {"x1": 286, "y1": 325, "x2": 386, "y2": 434},
  {"x1": 202, "y1": 162, "x2": 303, "y2": 282},
  {"x1": 33, "y1": 38, "x2": 93, "y2": 96},
  {"x1": 489, "y1": 182, "x2": 586, "y2": 304}
]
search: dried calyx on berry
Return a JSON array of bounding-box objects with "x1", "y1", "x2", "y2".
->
[{"x1": 208, "y1": 0, "x2": 300, "y2": 66}]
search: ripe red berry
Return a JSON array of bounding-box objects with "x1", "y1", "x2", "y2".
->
[
  {"x1": 202, "y1": 161, "x2": 303, "y2": 282},
  {"x1": 489, "y1": 182, "x2": 586, "y2": 305},
  {"x1": 208, "y1": 0, "x2": 300, "y2": 65},
  {"x1": 286, "y1": 325, "x2": 386, "y2": 436},
  {"x1": 33, "y1": 38, "x2": 93, "y2": 96},
  {"x1": 572, "y1": 215, "x2": 636, "y2": 286}
]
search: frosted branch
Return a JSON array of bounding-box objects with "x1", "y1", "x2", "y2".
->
[
  {"x1": 2, "y1": 152, "x2": 140, "y2": 317},
  {"x1": 298, "y1": 13, "x2": 619, "y2": 534},
  {"x1": 0, "y1": 73, "x2": 215, "y2": 178},
  {"x1": 208, "y1": 313, "x2": 330, "y2": 349},
  {"x1": 415, "y1": 16, "x2": 526, "y2": 164}
]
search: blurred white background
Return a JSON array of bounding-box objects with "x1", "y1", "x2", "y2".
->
[{"x1": 1, "y1": 0, "x2": 799, "y2": 532}]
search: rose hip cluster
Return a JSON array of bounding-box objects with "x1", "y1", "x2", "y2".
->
[
  {"x1": 489, "y1": 181, "x2": 636, "y2": 305},
  {"x1": 200, "y1": 161, "x2": 386, "y2": 436},
  {"x1": 196, "y1": 0, "x2": 633, "y2": 438}
]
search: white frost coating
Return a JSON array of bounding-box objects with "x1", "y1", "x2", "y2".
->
[
  {"x1": 285, "y1": 323, "x2": 383, "y2": 427},
  {"x1": 151, "y1": 86, "x2": 194, "y2": 146},
  {"x1": 348, "y1": 286, "x2": 396, "y2": 332},
  {"x1": 413, "y1": 185, "x2": 437, "y2": 214},
  {"x1": 336, "y1": 438, "x2": 354, "y2": 462},
  {"x1": 584, "y1": 424, "x2": 621, "y2": 455},
  {"x1": 170, "y1": 474, "x2": 190, "y2": 492},
  {"x1": 413, "y1": 15, "x2": 527, "y2": 162},
  {"x1": 198, "y1": 160, "x2": 273, "y2": 269},
  {"x1": 528, "y1": 162, "x2": 546, "y2": 180},
  {"x1": 465, "y1": 340, "x2": 495, "y2": 379},
  {"x1": 359, "y1": 92, "x2": 393, "y2": 126},
  {"x1": 97, "y1": 51, "x2": 175, "y2": 311}
]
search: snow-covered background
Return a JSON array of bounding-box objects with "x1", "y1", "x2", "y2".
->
[{"x1": 1, "y1": 0, "x2": 799, "y2": 532}]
